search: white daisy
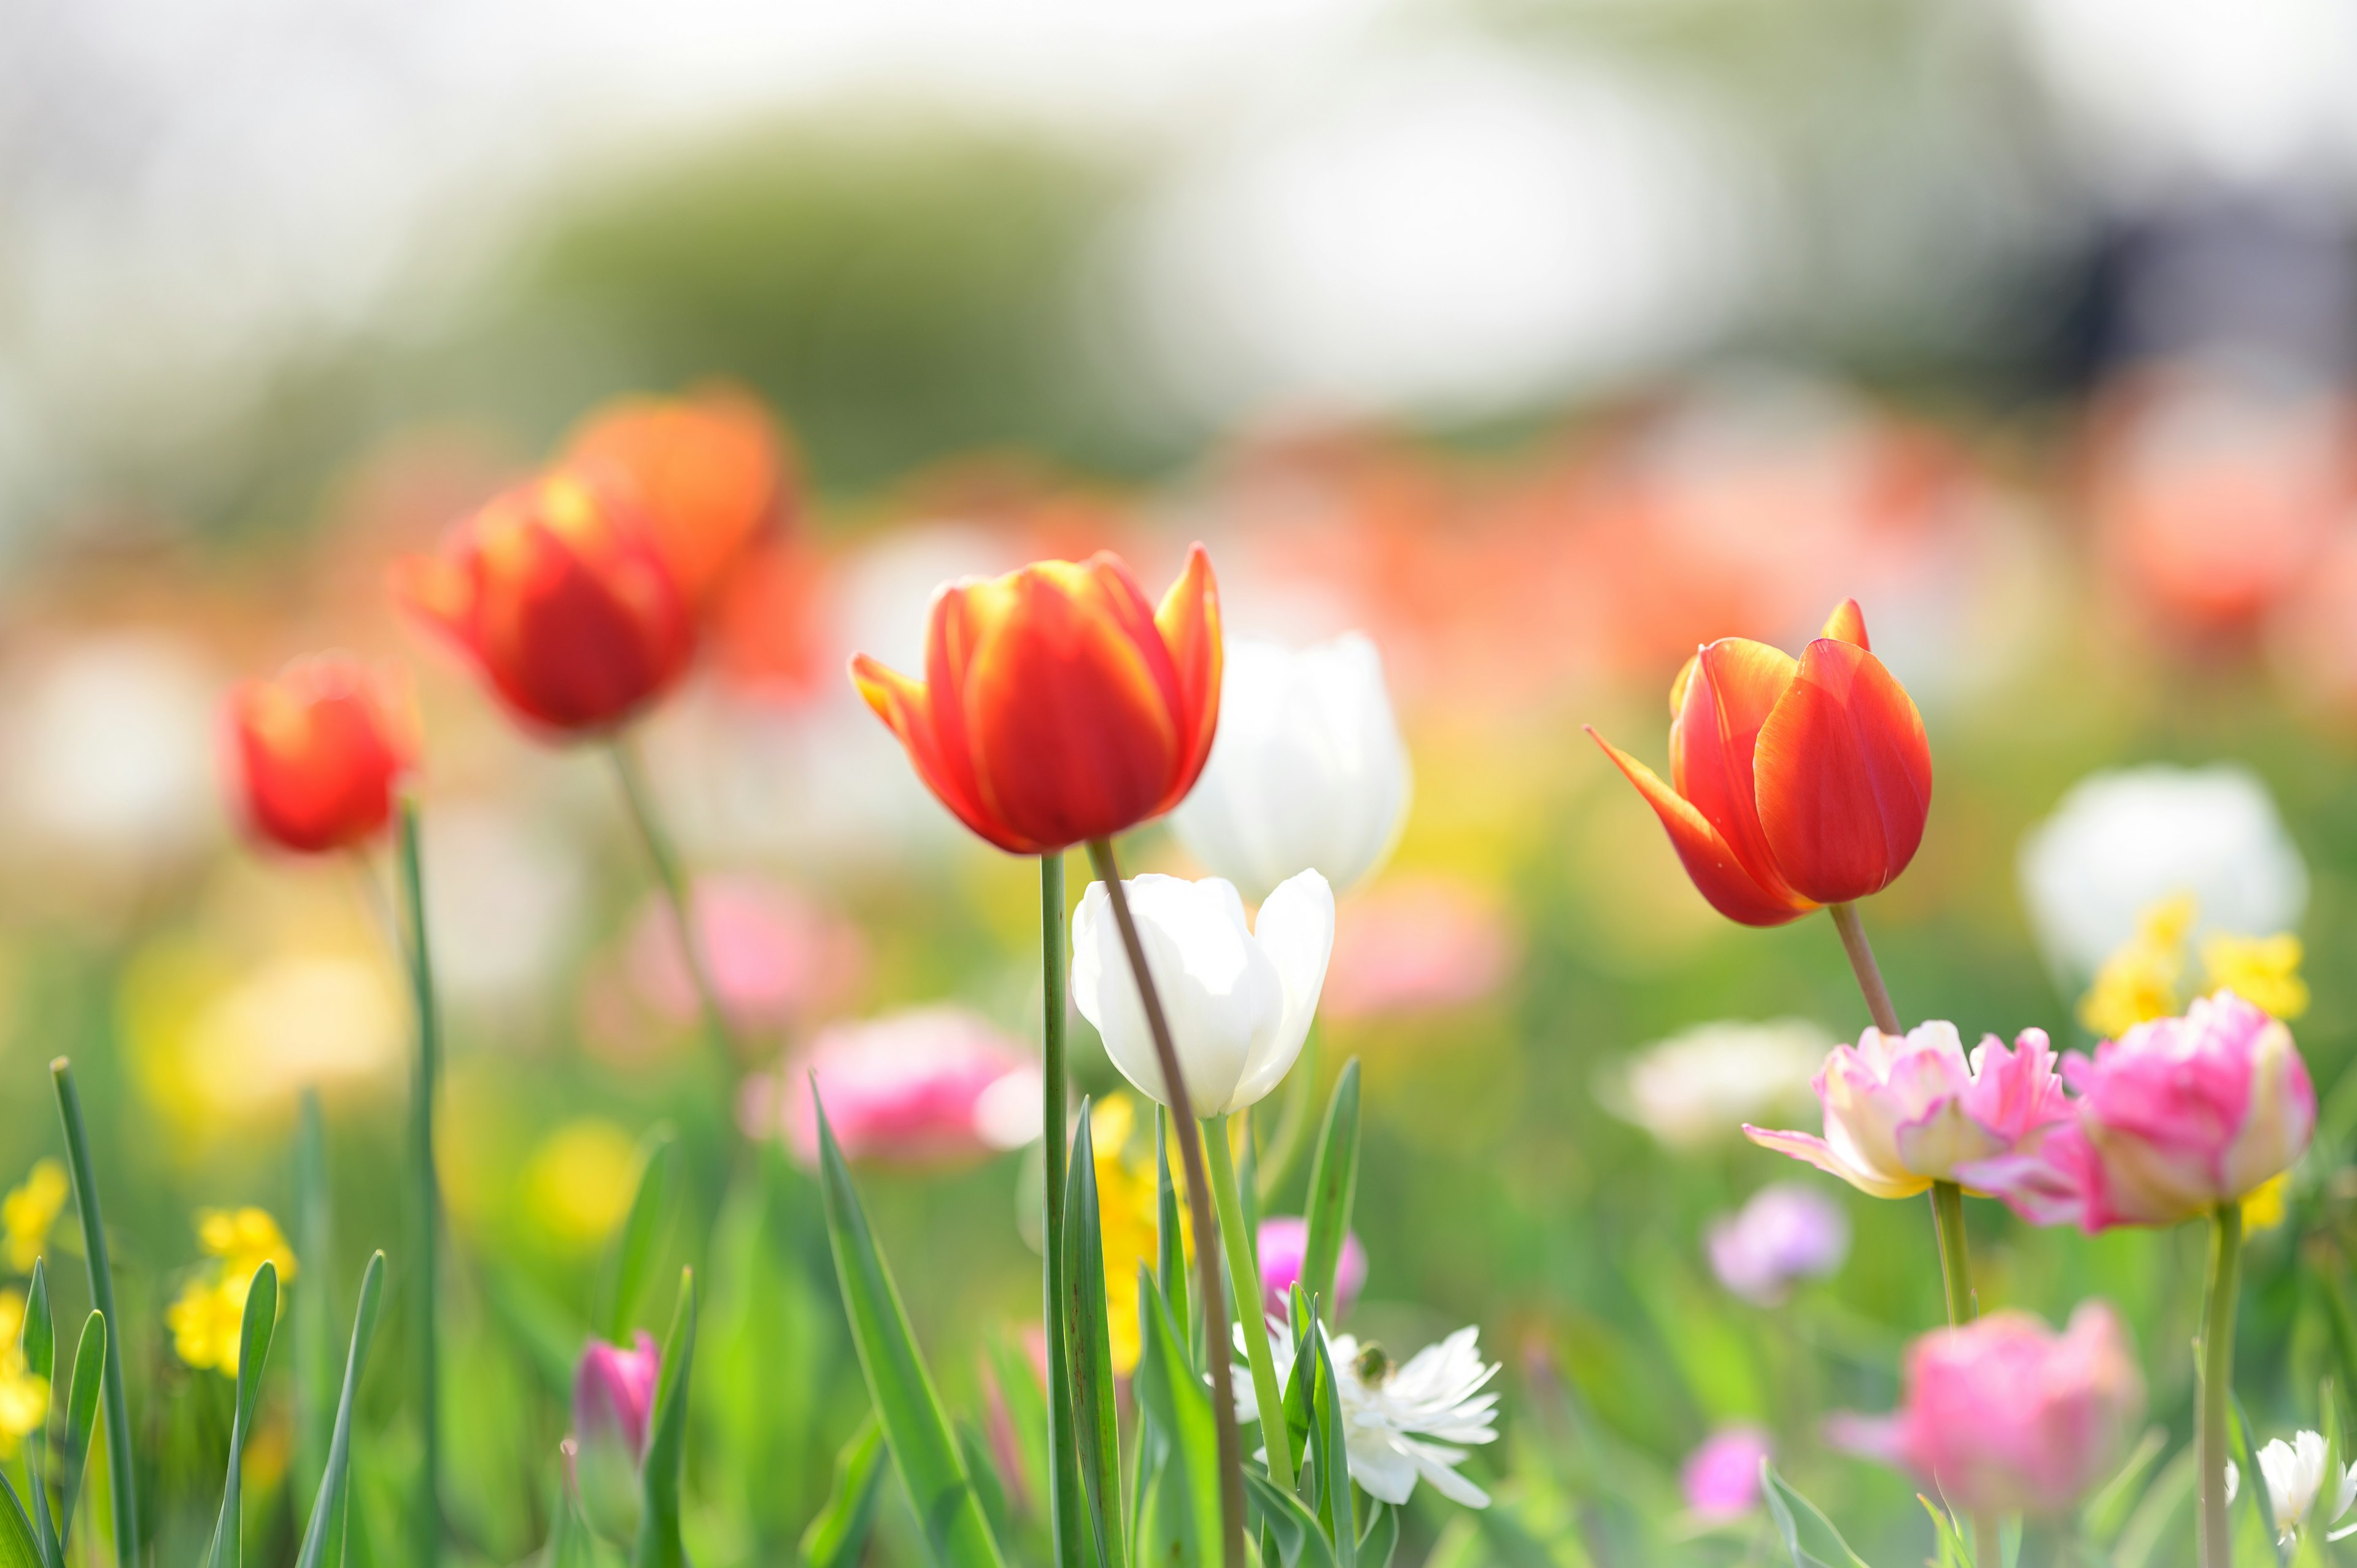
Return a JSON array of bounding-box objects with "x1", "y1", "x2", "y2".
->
[{"x1": 1234, "y1": 1318, "x2": 1501, "y2": 1507}]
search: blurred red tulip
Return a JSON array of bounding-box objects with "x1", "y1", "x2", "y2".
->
[
  {"x1": 851, "y1": 546, "x2": 1221, "y2": 854},
  {"x1": 1587, "y1": 598, "x2": 1931, "y2": 923},
  {"x1": 392, "y1": 468, "x2": 694, "y2": 735},
  {"x1": 226, "y1": 655, "x2": 414, "y2": 854},
  {"x1": 567, "y1": 385, "x2": 791, "y2": 611}
]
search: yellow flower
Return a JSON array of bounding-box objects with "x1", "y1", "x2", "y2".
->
[
  {"x1": 2200, "y1": 933, "x2": 2310, "y2": 1022},
  {"x1": 1090, "y1": 1095, "x2": 1190, "y2": 1376},
  {"x1": 0, "y1": 1291, "x2": 48, "y2": 1457},
  {"x1": 171, "y1": 1208, "x2": 296, "y2": 1375},
  {"x1": 2, "y1": 1161, "x2": 68, "y2": 1275},
  {"x1": 2242, "y1": 1171, "x2": 2291, "y2": 1231},
  {"x1": 521, "y1": 1119, "x2": 641, "y2": 1252},
  {"x1": 2078, "y1": 894, "x2": 2194, "y2": 1039},
  {"x1": 198, "y1": 1208, "x2": 298, "y2": 1286}
]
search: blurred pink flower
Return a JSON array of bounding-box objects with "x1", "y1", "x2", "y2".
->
[
  {"x1": 1830, "y1": 1303, "x2": 2143, "y2": 1516},
  {"x1": 1706, "y1": 1183, "x2": 1848, "y2": 1305},
  {"x1": 1322, "y1": 876, "x2": 1518, "y2": 1021},
  {"x1": 1967, "y1": 991, "x2": 2314, "y2": 1232},
  {"x1": 765, "y1": 1006, "x2": 1042, "y2": 1165},
  {"x1": 1682, "y1": 1426, "x2": 1771, "y2": 1521},
  {"x1": 1744, "y1": 1023, "x2": 2070, "y2": 1200},
  {"x1": 627, "y1": 873, "x2": 866, "y2": 1036},
  {"x1": 571, "y1": 1331, "x2": 660, "y2": 1543},
  {"x1": 1257, "y1": 1216, "x2": 1367, "y2": 1322}
]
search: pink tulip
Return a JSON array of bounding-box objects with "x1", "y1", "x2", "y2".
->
[
  {"x1": 1744, "y1": 1023, "x2": 2072, "y2": 1199},
  {"x1": 1257, "y1": 1216, "x2": 1368, "y2": 1322},
  {"x1": 1829, "y1": 1303, "x2": 2143, "y2": 1516},
  {"x1": 1967, "y1": 991, "x2": 2315, "y2": 1232},
  {"x1": 1682, "y1": 1426, "x2": 1772, "y2": 1521},
  {"x1": 627, "y1": 873, "x2": 867, "y2": 1036},
  {"x1": 571, "y1": 1332, "x2": 661, "y2": 1543},
  {"x1": 1707, "y1": 1182, "x2": 1849, "y2": 1305},
  {"x1": 774, "y1": 1006, "x2": 1043, "y2": 1165}
]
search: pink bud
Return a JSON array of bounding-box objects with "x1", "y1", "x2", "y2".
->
[
  {"x1": 1682, "y1": 1426, "x2": 1771, "y2": 1521},
  {"x1": 1707, "y1": 1183, "x2": 1849, "y2": 1305},
  {"x1": 1256, "y1": 1216, "x2": 1366, "y2": 1323},
  {"x1": 1830, "y1": 1303, "x2": 2143, "y2": 1516},
  {"x1": 575, "y1": 1333, "x2": 660, "y2": 1462},
  {"x1": 774, "y1": 1007, "x2": 1043, "y2": 1165}
]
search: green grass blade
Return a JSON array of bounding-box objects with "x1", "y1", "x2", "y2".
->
[
  {"x1": 815, "y1": 1100, "x2": 1006, "y2": 1568},
  {"x1": 395, "y1": 796, "x2": 445, "y2": 1568},
  {"x1": 2079, "y1": 1426, "x2": 2167, "y2": 1548},
  {"x1": 1761, "y1": 1464, "x2": 1872, "y2": 1568},
  {"x1": 1242, "y1": 1472, "x2": 1336, "y2": 1568},
  {"x1": 1299, "y1": 1063, "x2": 1360, "y2": 1319},
  {"x1": 19, "y1": 1261, "x2": 54, "y2": 1568},
  {"x1": 1062, "y1": 1104, "x2": 1126, "y2": 1568},
  {"x1": 295, "y1": 1251, "x2": 386, "y2": 1568},
  {"x1": 55, "y1": 1311, "x2": 103, "y2": 1554},
  {"x1": 800, "y1": 1418, "x2": 889, "y2": 1568},
  {"x1": 1132, "y1": 1269, "x2": 1218, "y2": 1568},
  {"x1": 293, "y1": 1088, "x2": 333, "y2": 1513},
  {"x1": 546, "y1": 1445, "x2": 597, "y2": 1568},
  {"x1": 1306, "y1": 1312, "x2": 1353, "y2": 1567},
  {"x1": 1282, "y1": 1289, "x2": 1316, "y2": 1499},
  {"x1": 602, "y1": 1127, "x2": 677, "y2": 1342},
  {"x1": 49, "y1": 1060, "x2": 136, "y2": 1566},
  {"x1": 1155, "y1": 1112, "x2": 1188, "y2": 1359},
  {"x1": 206, "y1": 1262, "x2": 279, "y2": 1568},
  {"x1": 1355, "y1": 1504, "x2": 1396, "y2": 1568},
  {"x1": 0, "y1": 1469, "x2": 44, "y2": 1568},
  {"x1": 631, "y1": 1267, "x2": 699, "y2": 1568}
]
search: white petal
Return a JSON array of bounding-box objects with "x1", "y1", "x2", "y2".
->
[
  {"x1": 1347, "y1": 1435, "x2": 1422, "y2": 1505},
  {"x1": 1071, "y1": 881, "x2": 1171, "y2": 1108},
  {"x1": 1226, "y1": 870, "x2": 1334, "y2": 1112}
]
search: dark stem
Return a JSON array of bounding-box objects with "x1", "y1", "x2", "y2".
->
[
  {"x1": 397, "y1": 798, "x2": 443, "y2": 1568},
  {"x1": 2199, "y1": 1203, "x2": 2243, "y2": 1568},
  {"x1": 1826, "y1": 900, "x2": 1902, "y2": 1035},
  {"x1": 610, "y1": 735, "x2": 739, "y2": 1067},
  {"x1": 1086, "y1": 838, "x2": 1247, "y2": 1568},
  {"x1": 1040, "y1": 852, "x2": 1085, "y2": 1567}
]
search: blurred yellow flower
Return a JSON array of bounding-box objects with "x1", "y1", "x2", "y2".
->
[
  {"x1": 2201, "y1": 933, "x2": 2309, "y2": 1022},
  {"x1": 2, "y1": 1160, "x2": 69, "y2": 1275},
  {"x1": 521, "y1": 1119, "x2": 641, "y2": 1252},
  {"x1": 2242, "y1": 1172, "x2": 2291, "y2": 1231},
  {"x1": 199, "y1": 1208, "x2": 299, "y2": 1286},
  {"x1": 0, "y1": 1291, "x2": 48, "y2": 1456},
  {"x1": 1089, "y1": 1095, "x2": 1190, "y2": 1377},
  {"x1": 2078, "y1": 895, "x2": 2307, "y2": 1038},
  {"x1": 169, "y1": 1208, "x2": 296, "y2": 1375}
]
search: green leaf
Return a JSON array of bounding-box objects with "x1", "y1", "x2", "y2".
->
[
  {"x1": 604, "y1": 1128, "x2": 678, "y2": 1343},
  {"x1": 54, "y1": 1311, "x2": 103, "y2": 1555},
  {"x1": 207, "y1": 1261, "x2": 281, "y2": 1568},
  {"x1": 2079, "y1": 1426, "x2": 2167, "y2": 1548},
  {"x1": 1354, "y1": 1504, "x2": 1396, "y2": 1568},
  {"x1": 985, "y1": 1333, "x2": 1052, "y2": 1518},
  {"x1": 51, "y1": 1059, "x2": 135, "y2": 1563},
  {"x1": 1155, "y1": 1111, "x2": 1189, "y2": 1358},
  {"x1": 1062, "y1": 1104, "x2": 1127, "y2": 1568},
  {"x1": 21, "y1": 1261, "x2": 52, "y2": 1388},
  {"x1": 546, "y1": 1446, "x2": 598, "y2": 1568},
  {"x1": 292, "y1": 1087, "x2": 334, "y2": 1514},
  {"x1": 2113, "y1": 1445, "x2": 2197, "y2": 1568},
  {"x1": 1299, "y1": 1063, "x2": 1360, "y2": 1320},
  {"x1": 800, "y1": 1418, "x2": 889, "y2": 1568},
  {"x1": 18, "y1": 1261, "x2": 54, "y2": 1568},
  {"x1": 1132, "y1": 1269, "x2": 1218, "y2": 1568},
  {"x1": 815, "y1": 1101, "x2": 1006, "y2": 1568},
  {"x1": 0, "y1": 1470, "x2": 45, "y2": 1568},
  {"x1": 1306, "y1": 1315, "x2": 1353, "y2": 1567},
  {"x1": 1242, "y1": 1472, "x2": 1336, "y2": 1568},
  {"x1": 1760, "y1": 1464, "x2": 1873, "y2": 1568},
  {"x1": 632, "y1": 1267, "x2": 699, "y2": 1568},
  {"x1": 295, "y1": 1251, "x2": 386, "y2": 1568},
  {"x1": 1916, "y1": 1496, "x2": 1968, "y2": 1568},
  {"x1": 958, "y1": 1419, "x2": 1016, "y2": 1554},
  {"x1": 2234, "y1": 1394, "x2": 2291, "y2": 1568}
]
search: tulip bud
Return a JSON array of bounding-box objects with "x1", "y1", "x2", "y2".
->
[
  {"x1": 392, "y1": 468, "x2": 694, "y2": 735},
  {"x1": 571, "y1": 1332, "x2": 660, "y2": 1544},
  {"x1": 1256, "y1": 1216, "x2": 1366, "y2": 1322},
  {"x1": 1682, "y1": 1427, "x2": 1771, "y2": 1521},
  {"x1": 1831, "y1": 1303, "x2": 2143, "y2": 1516},
  {"x1": 225, "y1": 655, "x2": 414, "y2": 854},
  {"x1": 1070, "y1": 870, "x2": 1333, "y2": 1116},
  {"x1": 851, "y1": 547, "x2": 1221, "y2": 854},
  {"x1": 1705, "y1": 1182, "x2": 1849, "y2": 1305},
  {"x1": 567, "y1": 385, "x2": 791, "y2": 611},
  {"x1": 1169, "y1": 634, "x2": 1411, "y2": 901}
]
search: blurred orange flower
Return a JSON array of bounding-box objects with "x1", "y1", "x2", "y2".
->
[
  {"x1": 567, "y1": 385, "x2": 791, "y2": 612},
  {"x1": 225, "y1": 654, "x2": 415, "y2": 854},
  {"x1": 391, "y1": 468, "x2": 694, "y2": 735},
  {"x1": 851, "y1": 546, "x2": 1221, "y2": 854}
]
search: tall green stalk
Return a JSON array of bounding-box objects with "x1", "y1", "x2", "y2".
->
[
  {"x1": 397, "y1": 798, "x2": 443, "y2": 1568},
  {"x1": 1203, "y1": 1115, "x2": 1293, "y2": 1491},
  {"x1": 611, "y1": 736, "x2": 738, "y2": 1066},
  {"x1": 2199, "y1": 1204, "x2": 2243, "y2": 1568},
  {"x1": 1040, "y1": 852, "x2": 1086, "y2": 1568},
  {"x1": 50, "y1": 1059, "x2": 134, "y2": 1564}
]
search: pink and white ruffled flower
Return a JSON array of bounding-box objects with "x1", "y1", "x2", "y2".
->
[
  {"x1": 1966, "y1": 991, "x2": 2315, "y2": 1232},
  {"x1": 762, "y1": 1006, "x2": 1043, "y2": 1165},
  {"x1": 1743, "y1": 1022, "x2": 2071, "y2": 1199}
]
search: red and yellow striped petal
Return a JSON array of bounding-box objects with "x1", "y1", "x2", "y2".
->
[
  {"x1": 1819, "y1": 598, "x2": 1870, "y2": 649},
  {"x1": 1586, "y1": 726, "x2": 1816, "y2": 926},
  {"x1": 1670, "y1": 638, "x2": 1808, "y2": 909},
  {"x1": 1752, "y1": 638, "x2": 1932, "y2": 903},
  {"x1": 1151, "y1": 543, "x2": 1222, "y2": 811}
]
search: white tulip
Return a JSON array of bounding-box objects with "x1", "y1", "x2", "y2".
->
[
  {"x1": 1070, "y1": 870, "x2": 1334, "y2": 1116},
  {"x1": 2018, "y1": 763, "x2": 2307, "y2": 980},
  {"x1": 1169, "y1": 635, "x2": 1411, "y2": 902}
]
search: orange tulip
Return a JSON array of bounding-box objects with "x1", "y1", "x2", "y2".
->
[
  {"x1": 567, "y1": 386, "x2": 790, "y2": 611},
  {"x1": 852, "y1": 546, "x2": 1221, "y2": 854},
  {"x1": 1587, "y1": 599, "x2": 1931, "y2": 924},
  {"x1": 227, "y1": 655, "x2": 415, "y2": 854},
  {"x1": 392, "y1": 468, "x2": 694, "y2": 735}
]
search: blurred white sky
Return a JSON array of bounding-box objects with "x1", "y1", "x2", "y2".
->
[{"x1": 5, "y1": 0, "x2": 2357, "y2": 543}]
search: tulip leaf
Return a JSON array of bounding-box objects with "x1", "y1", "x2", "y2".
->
[
  {"x1": 800, "y1": 1418, "x2": 889, "y2": 1568},
  {"x1": 292, "y1": 1088, "x2": 335, "y2": 1513},
  {"x1": 632, "y1": 1267, "x2": 699, "y2": 1568},
  {"x1": 1243, "y1": 1471, "x2": 1337, "y2": 1568},
  {"x1": 51, "y1": 1059, "x2": 136, "y2": 1565},
  {"x1": 53, "y1": 1310, "x2": 104, "y2": 1556},
  {"x1": 19, "y1": 1261, "x2": 55, "y2": 1568},
  {"x1": 956, "y1": 1418, "x2": 1017, "y2": 1554},
  {"x1": 546, "y1": 1446, "x2": 597, "y2": 1568},
  {"x1": 1761, "y1": 1464, "x2": 1873, "y2": 1568},
  {"x1": 2111, "y1": 1445, "x2": 2197, "y2": 1568},
  {"x1": 2080, "y1": 1426, "x2": 2168, "y2": 1547},
  {"x1": 1300, "y1": 1062, "x2": 1360, "y2": 1321},
  {"x1": 1306, "y1": 1308, "x2": 1354, "y2": 1568},
  {"x1": 0, "y1": 1470, "x2": 43, "y2": 1568},
  {"x1": 2232, "y1": 1394, "x2": 2292, "y2": 1568},
  {"x1": 207, "y1": 1261, "x2": 281, "y2": 1568},
  {"x1": 1355, "y1": 1504, "x2": 1397, "y2": 1568},
  {"x1": 603, "y1": 1127, "x2": 678, "y2": 1343},
  {"x1": 1282, "y1": 1289, "x2": 1317, "y2": 1500},
  {"x1": 1916, "y1": 1496, "x2": 1969, "y2": 1568},
  {"x1": 1133, "y1": 1267, "x2": 1218, "y2": 1568},
  {"x1": 1155, "y1": 1110, "x2": 1190, "y2": 1362},
  {"x1": 296, "y1": 1250, "x2": 386, "y2": 1568},
  {"x1": 1062, "y1": 1103, "x2": 1128, "y2": 1568},
  {"x1": 815, "y1": 1099, "x2": 1007, "y2": 1568},
  {"x1": 986, "y1": 1332, "x2": 1053, "y2": 1517}
]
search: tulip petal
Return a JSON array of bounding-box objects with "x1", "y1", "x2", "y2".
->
[
  {"x1": 1819, "y1": 599, "x2": 1870, "y2": 649},
  {"x1": 1743, "y1": 1124, "x2": 1931, "y2": 1199},
  {"x1": 1152, "y1": 543, "x2": 1223, "y2": 813},
  {"x1": 851, "y1": 651, "x2": 1039, "y2": 854},
  {"x1": 1753, "y1": 638, "x2": 1932, "y2": 904},
  {"x1": 1587, "y1": 728, "x2": 1815, "y2": 927},
  {"x1": 1674, "y1": 639, "x2": 1811, "y2": 909},
  {"x1": 1232, "y1": 869, "x2": 1334, "y2": 1112}
]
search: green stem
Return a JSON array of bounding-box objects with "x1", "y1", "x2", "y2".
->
[
  {"x1": 1040, "y1": 852, "x2": 1086, "y2": 1568},
  {"x1": 397, "y1": 798, "x2": 443, "y2": 1568},
  {"x1": 1087, "y1": 838, "x2": 1247, "y2": 1568},
  {"x1": 1930, "y1": 1181, "x2": 1973, "y2": 1326},
  {"x1": 611, "y1": 736, "x2": 739, "y2": 1066},
  {"x1": 50, "y1": 1059, "x2": 136, "y2": 1564},
  {"x1": 1204, "y1": 1114, "x2": 1296, "y2": 1491},
  {"x1": 293, "y1": 1087, "x2": 335, "y2": 1514},
  {"x1": 1826, "y1": 902, "x2": 1902, "y2": 1035},
  {"x1": 2200, "y1": 1203, "x2": 2243, "y2": 1568}
]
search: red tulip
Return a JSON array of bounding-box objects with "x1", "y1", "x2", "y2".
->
[
  {"x1": 567, "y1": 385, "x2": 790, "y2": 612},
  {"x1": 851, "y1": 546, "x2": 1221, "y2": 854},
  {"x1": 1587, "y1": 599, "x2": 1931, "y2": 924},
  {"x1": 226, "y1": 655, "x2": 414, "y2": 854},
  {"x1": 392, "y1": 468, "x2": 694, "y2": 735}
]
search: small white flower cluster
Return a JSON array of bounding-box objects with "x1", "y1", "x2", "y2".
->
[
  {"x1": 2226, "y1": 1430, "x2": 2357, "y2": 1545},
  {"x1": 1234, "y1": 1319, "x2": 1501, "y2": 1507}
]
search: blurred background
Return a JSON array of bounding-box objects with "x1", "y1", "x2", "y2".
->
[{"x1": 9, "y1": 0, "x2": 2357, "y2": 1562}]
